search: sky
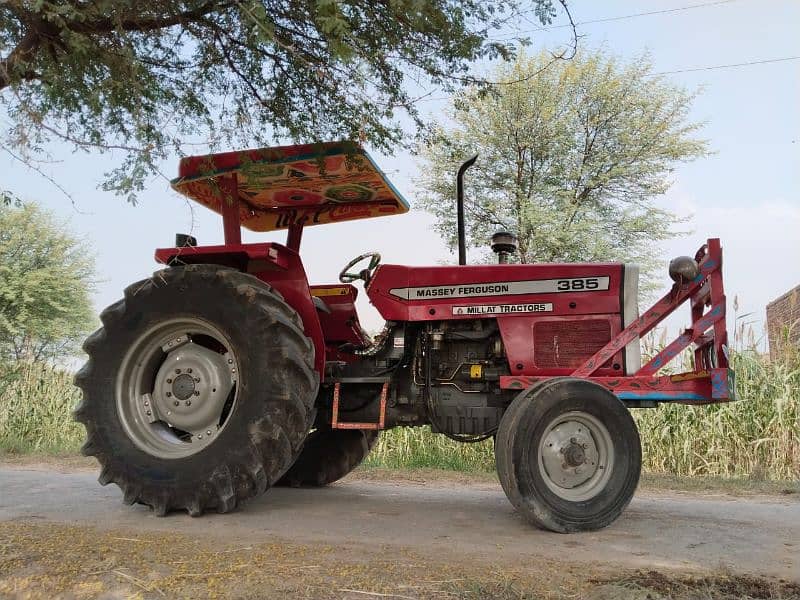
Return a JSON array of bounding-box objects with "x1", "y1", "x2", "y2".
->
[{"x1": 2, "y1": 0, "x2": 799, "y2": 350}]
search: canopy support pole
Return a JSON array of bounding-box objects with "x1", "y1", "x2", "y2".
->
[
  {"x1": 286, "y1": 224, "x2": 303, "y2": 253},
  {"x1": 219, "y1": 174, "x2": 242, "y2": 246}
]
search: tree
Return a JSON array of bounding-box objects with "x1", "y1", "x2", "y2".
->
[
  {"x1": 0, "y1": 0, "x2": 560, "y2": 202},
  {"x1": 417, "y1": 50, "x2": 708, "y2": 288},
  {"x1": 0, "y1": 203, "x2": 95, "y2": 362}
]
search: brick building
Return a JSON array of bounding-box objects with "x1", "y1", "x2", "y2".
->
[{"x1": 766, "y1": 284, "x2": 800, "y2": 359}]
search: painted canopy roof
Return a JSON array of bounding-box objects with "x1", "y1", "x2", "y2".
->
[{"x1": 170, "y1": 142, "x2": 410, "y2": 232}]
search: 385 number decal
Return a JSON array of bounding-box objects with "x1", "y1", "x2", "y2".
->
[{"x1": 557, "y1": 278, "x2": 601, "y2": 291}]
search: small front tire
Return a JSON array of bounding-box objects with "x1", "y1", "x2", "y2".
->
[{"x1": 496, "y1": 378, "x2": 641, "y2": 533}]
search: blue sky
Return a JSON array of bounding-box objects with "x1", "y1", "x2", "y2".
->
[{"x1": 2, "y1": 0, "x2": 799, "y2": 348}]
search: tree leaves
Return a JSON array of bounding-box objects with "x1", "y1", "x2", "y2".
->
[
  {"x1": 0, "y1": 203, "x2": 95, "y2": 362},
  {"x1": 416, "y1": 50, "x2": 708, "y2": 290},
  {"x1": 0, "y1": 0, "x2": 554, "y2": 201}
]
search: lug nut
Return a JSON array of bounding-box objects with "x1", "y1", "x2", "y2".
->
[
  {"x1": 144, "y1": 401, "x2": 149, "y2": 407},
  {"x1": 186, "y1": 400, "x2": 191, "y2": 406},
  {"x1": 194, "y1": 377, "x2": 200, "y2": 383},
  {"x1": 194, "y1": 390, "x2": 200, "y2": 396},
  {"x1": 166, "y1": 378, "x2": 172, "y2": 384},
  {"x1": 227, "y1": 358, "x2": 233, "y2": 364},
  {"x1": 187, "y1": 368, "x2": 193, "y2": 373},
  {"x1": 175, "y1": 368, "x2": 181, "y2": 374},
  {"x1": 206, "y1": 430, "x2": 212, "y2": 436},
  {"x1": 173, "y1": 400, "x2": 179, "y2": 406},
  {"x1": 146, "y1": 410, "x2": 152, "y2": 416},
  {"x1": 166, "y1": 392, "x2": 172, "y2": 397}
]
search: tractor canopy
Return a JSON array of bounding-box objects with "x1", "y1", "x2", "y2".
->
[{"x1": 170, "y1": 141, "x2": 409, "y2": 232}]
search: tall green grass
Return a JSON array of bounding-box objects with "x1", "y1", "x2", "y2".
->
[
  {"x1": 635, "y1": 351, "x2": 799, "y2": 479},
  {"x1": 1, "y1": 352, "x2": 798, "y2": 481},
  {"x1": 0, "y1": 362, "x2": 84, "y2": 453}
]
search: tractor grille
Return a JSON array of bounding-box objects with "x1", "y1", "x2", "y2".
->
[{"x1": 533, "y1": 319, "x2": 612, "y2": 369}]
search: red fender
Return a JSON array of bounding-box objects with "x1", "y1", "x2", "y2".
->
[{"x1": 154, "y1": 242, "x2": 326, "y2": 380}]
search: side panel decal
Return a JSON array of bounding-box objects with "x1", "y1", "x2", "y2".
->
[
  {"x1": 390, "y1": 276, "x2": 610, "y2": 300},
  {"x1": 453, "y1": 303, "x2": 554, "y2": 315}
]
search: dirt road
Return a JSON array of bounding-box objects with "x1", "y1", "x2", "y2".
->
[{"x1": 1, "y1": 465, "x2": 797, "y2": 585}]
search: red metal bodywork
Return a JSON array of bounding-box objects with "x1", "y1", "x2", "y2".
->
[
  {"x1": 156, "y1": 144, "x2": 734, "y2": 410},
  {"x1": 366, "y1": 263, "x2": 628, "y2": 376},
  {"x1": 310, "y1": 284, "x2": 371, "y2": 356}
]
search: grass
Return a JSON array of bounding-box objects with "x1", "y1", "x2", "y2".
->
[
  {"x1": 635, "y1": 350, "x2": 799, "y2": 480},
  {"x1": 4, "y1": 521, "x2": 798, "y2": 599},
  {"x1": 0, "y1": 361, "x2": 84, "y2": 454},
  {"x1": 591, "y1": 570, "x2": 800, "y2": 600},
  {"x1": 0, "y1": 521, "x2": 589, "y2": 599},
  {"x1": 1, "y1": 351, "x2": 798, "y2": 483}
]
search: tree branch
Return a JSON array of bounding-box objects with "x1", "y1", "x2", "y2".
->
[{"x1": 0, "y1": 29, "x2": 42, "y2": 90}]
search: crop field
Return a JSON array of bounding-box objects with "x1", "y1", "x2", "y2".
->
[{"x1": 1, "y1": 351, "x2": 798, "y2": 481}]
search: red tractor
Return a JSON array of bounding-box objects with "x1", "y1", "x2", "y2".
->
[{"x1": 75, "y1": 142, "x2": 734, "y2": 532}]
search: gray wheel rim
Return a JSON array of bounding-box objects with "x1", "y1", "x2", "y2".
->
[
  {"x1": 537, "y1": 410, "x2": 614, "y2": 502},
  {"x1": 116, "y1": 318, "x2": 239, "y2": 459}
]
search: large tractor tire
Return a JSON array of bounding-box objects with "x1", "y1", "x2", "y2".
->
[
  {"x1": 496, "y1": 378, "x2": 641, "y2": 533},
  {"x1": 74, "y1": 264, "x2": 318, "y2": 516},
  {"x1": 278, "y1": 428, "x2": 379, "y2": 487}
]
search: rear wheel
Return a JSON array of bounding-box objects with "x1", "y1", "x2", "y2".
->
[
  {"x1": 278, "y1": 428, "x2": 379, "y2": 487},
  {"x1": 496, "y1": 378, "x2": 641, "y2": 533},
  {"x1": 74, "y1": 265, "x2": 318, "y2": 516}
]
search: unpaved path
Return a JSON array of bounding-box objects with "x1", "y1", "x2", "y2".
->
[{"x1": 1, "y1": 466, "x2": 797, "y2": 584}]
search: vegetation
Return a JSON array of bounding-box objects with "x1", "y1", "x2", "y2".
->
[
  {"x1": 3, "y1": 351, "x2": 797, "y2": 483},
  {"x1": 416, "y1": 50, "x2": 708, "y2": 288},
  {"x1": 0, "y1": 362, "x2": 83, "y2": 453},
  {"x1": 0, "y1": 202, "x2": 95, "y2": 362},
  {"x1": 0, "y1": 0, "x2": 560, "y2": 202}
]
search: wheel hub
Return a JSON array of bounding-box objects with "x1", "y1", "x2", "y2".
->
[
  {"x1": 171, "y1": 373, "x2": 196, "y2": 400},
  {"x1": 150, "y1": 339, "x2": 236, "y2": 439},
  {"x1": 538, "y1": 411, "x2": 613, "y2": 501},
  {"x1": 563, "y1": 441, "x2": 586, "y2": 467}
]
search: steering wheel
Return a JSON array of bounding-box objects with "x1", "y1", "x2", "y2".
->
[{"x1": 339, "y1": 252, "x2": 381, "y2": 284}]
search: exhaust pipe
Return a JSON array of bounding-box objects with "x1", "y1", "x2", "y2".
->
[{"x1": 456, "y1": 154, "x2": 478, "y2": 266}]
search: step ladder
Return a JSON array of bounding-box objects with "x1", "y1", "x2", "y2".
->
[{"x1": 330, "y1": 381, "x2": 388, "y2": 430}]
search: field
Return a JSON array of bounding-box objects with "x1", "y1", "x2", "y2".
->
[{"x1": 1, "y1": 351, "x2": 798, "y2": 482}]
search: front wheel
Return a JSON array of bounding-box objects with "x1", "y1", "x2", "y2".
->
[
  {"x1": 74, "y1": 265, "x2": 318, "y2": 516},
  {"x1": 495, "y1": 378, "x2": 641, "y2": 533}
]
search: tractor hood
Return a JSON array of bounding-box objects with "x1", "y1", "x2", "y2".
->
[{"x1": 170, "y1": 142, "x2": 409, "y2": 232}]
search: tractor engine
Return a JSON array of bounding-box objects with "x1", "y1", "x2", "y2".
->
[
  {"x1": 323, "y1": 320, "x2": 511, "y2": 436},
  {"x1": 419, "y1": 320, "x2": 510, "y2": 438}
]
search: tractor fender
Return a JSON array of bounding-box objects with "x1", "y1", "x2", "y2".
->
[{"x1": 154, "y1": 242, "x2": 326, "y2": 379}]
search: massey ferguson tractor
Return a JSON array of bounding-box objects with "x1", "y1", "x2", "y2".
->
[{"x1": 75, "y1": 141, "x2": 734, "y2": 533}]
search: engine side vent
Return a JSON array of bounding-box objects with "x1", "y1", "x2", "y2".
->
[{"x1": 533, "y1": 319, "x2": 612, "y2": 369}]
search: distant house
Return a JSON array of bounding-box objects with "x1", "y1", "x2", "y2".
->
[{"x1": 766, "y1": 284, "x2": 800, "y2": 359}]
